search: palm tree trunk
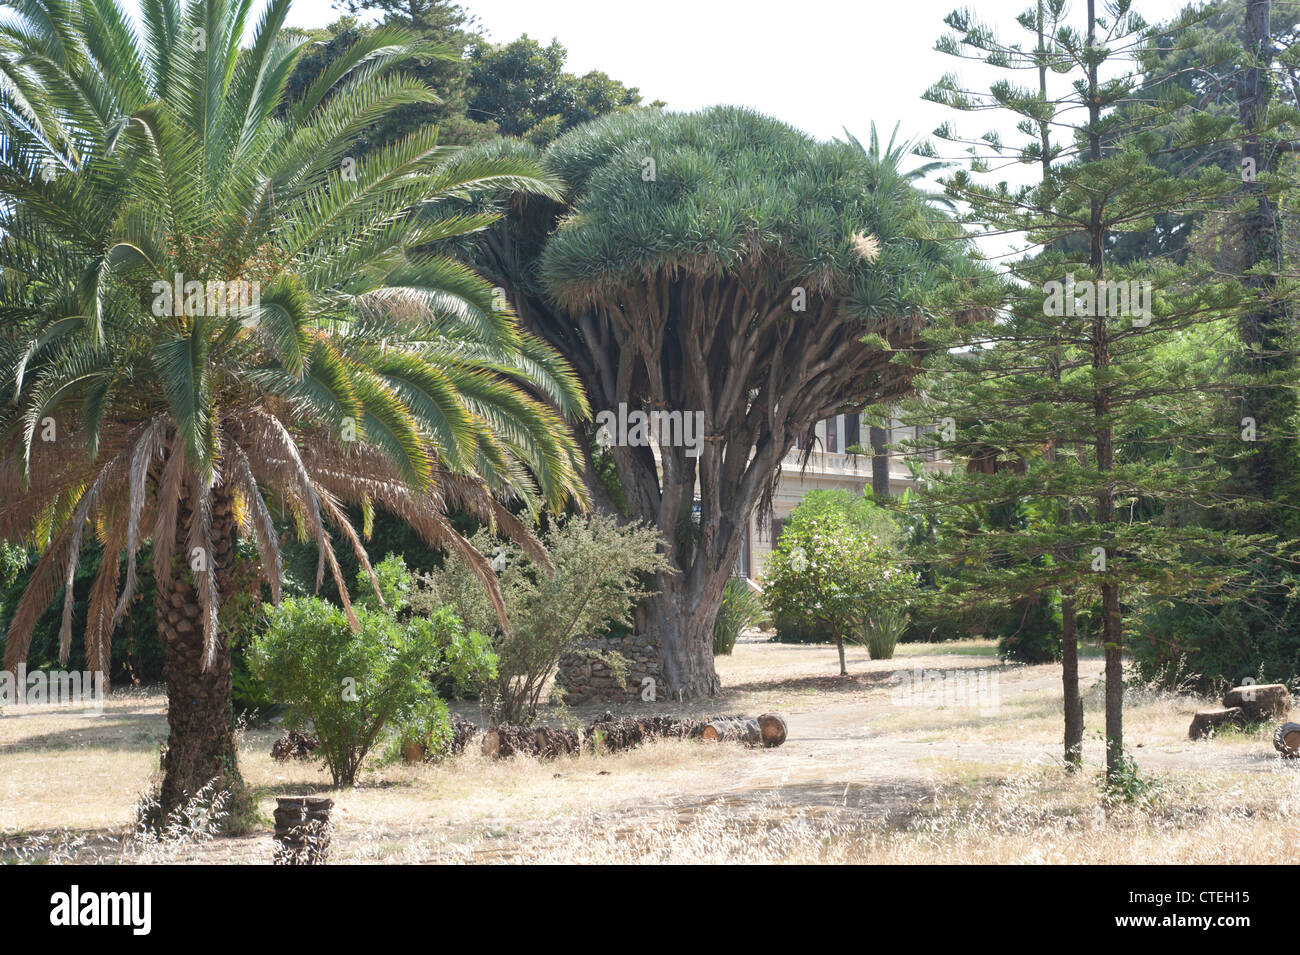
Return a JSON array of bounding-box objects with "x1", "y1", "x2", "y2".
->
[{"x1": 155, "y1": 484, "x2": 246, "y2": 828}]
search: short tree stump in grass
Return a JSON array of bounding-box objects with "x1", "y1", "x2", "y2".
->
[
  {"x1": 1222, "y1": 684, "x2": 1292, "y2": 722},
  {"x1": 273, "y1": 796, "x2": 333, "y2": 865},
  {"x1": 1189, "y1": 707, "x2": 1245, "y2": 740},
  {"x1": 1274, "y1": 722, "x2": 1300, "y2": 758}
]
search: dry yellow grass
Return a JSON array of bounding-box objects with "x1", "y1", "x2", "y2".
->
[{"x1": 2, "y1": 639, "x2": 1297, "y2": 864}]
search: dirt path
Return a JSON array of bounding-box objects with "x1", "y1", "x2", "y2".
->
[{"x1": 2, "y1": 640, "x2": 1289, "y2": 863}]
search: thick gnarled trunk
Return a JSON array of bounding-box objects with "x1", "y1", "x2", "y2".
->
[{"x1": 652, "y1": 576, "x2": 722, "y2": 699}]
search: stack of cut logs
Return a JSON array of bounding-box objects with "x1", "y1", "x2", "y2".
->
[
  {"x1": 270, "y1": 730, "x2": 320, "y2": 761},
  {"x1": 479, "y1": 711, "x2": 788, "y2": 758},
  {"x1": 273, "y1": 796, "x2": 333, "y2": 865}
]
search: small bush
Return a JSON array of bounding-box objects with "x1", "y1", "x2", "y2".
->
[
  {"x1": 713, "y1": 578, "x2": 766, "y2": 655},
  {"x1": 250, "y1": 557, "x2": 496, "y2": 786},
  {"x1": 762, "y1": 508, "x2": 916, "y2": 675},
  {"x1": 413, "y1": 514, "x2": 670, "y2": 723}
]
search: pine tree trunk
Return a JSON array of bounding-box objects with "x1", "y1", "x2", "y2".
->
[
  {"x1": 1102, "y1": 585, "x2": 1124, "y2": 775},
  {"x1": 1061, "y1": 592, "x2": 1083, "y2": 767},
  {"x1": 1086, "y1": 0, "x2": 1125, "y2": 781},
  {"x1": 870, "y1": 425, "x2": 891, "y2": 500},
  {"x1": 155, "y1": 483, "x2": 246, "y2": 827},
  {"x1": 1236, "y1": 0, "x2": 1286, "y2": 515}
]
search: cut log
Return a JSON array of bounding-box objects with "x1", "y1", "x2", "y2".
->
[
  {"x1": 701, "y1": 717, "x2": 763, "y2": 746},
  {"x1": 482, "y1": 723, "x2": 578, "y2": 759},
  {"x1": 533, "y1": 726, "x2": 581, "y2": 757},
  {"x1": 584, "y1": 713, "x2": 706, "y2": 752},
  {"x1": 758, "y1": 713, "x2": 788, "y2": 748},
  {"x1": 584, "y1": 711, "x2": 790, "y2": 751},
  {"x1": 1222, "y1": 683, "x2": 1291, "y2": 722},
  {"x1": 1274, "y1": 722, "x2": 1300, "y2": 758},
  {"x1": 1189, "y1": 707, "x2": 1245, "y2": 740}
]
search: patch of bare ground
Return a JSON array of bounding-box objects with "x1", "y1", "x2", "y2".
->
[{"x1": 3, "y1": 640, "x2": 1298, "y2": 863}]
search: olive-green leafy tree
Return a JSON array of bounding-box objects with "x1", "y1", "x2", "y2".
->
[
  {"x1": 466, "y1": 34, "x2": 652, "y2": 147},
  {"x1": 0, "y1": 0, "x2": 587, "y2": 822}
]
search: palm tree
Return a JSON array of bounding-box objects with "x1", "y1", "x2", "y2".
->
[{"x1": 0, "y1": 0, "x2": 587, "y2": 821}]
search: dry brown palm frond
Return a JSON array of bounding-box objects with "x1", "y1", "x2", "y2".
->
[
  {"x1": 0, "y1": 472, "x2": 89, "y2": 543},
  {"x1": 281, "y1": 452, "x2": 509, "y2": 626},
  {"x1": 0, "y1": 412, "x2": 92, "y2": 496},
  {"x1": 244, "y1": 410, "x2": 331, "y2": 585},
  {"x1": 112, "y1": 416, "x2": 170, "y2": 631},
  {"x1": 299, "y1": 436, "x2": 551, "y2": 570},
  {"x1": 3, "y1": 521, "x2": 75, "y2": 671},
  {"x1": 226, "y1": 441, "x2": 281, "y2": 603},
  {"x1": 314, "y1": 489, "x2": 383, "y2": 607},
  {"x1": 150, "y1": 438, "x2": 188, "y2": 592},
  {"x1": 56, "y1": 429, "x2": 141, "y2": 662},
  {"x1": 0, "y1": 425, "x2": 133, "y2": 543},
  {"x1": 242, "y1": 410, "x2": 356, "y2": 627},
  {"x1": 85, "y1": 510, "x2": 129, "y2": 676},
  {"x1": 185, "y1": 472, "x2": 220, "y2": 670}
]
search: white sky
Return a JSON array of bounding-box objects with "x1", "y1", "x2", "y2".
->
[{"x1": 283, "y1": 0, "x2": 1195, "y2": 156}]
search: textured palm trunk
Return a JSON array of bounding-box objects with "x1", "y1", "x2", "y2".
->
[{"x1": 155, "y1": 485, "x2": 246, "y2": 826}]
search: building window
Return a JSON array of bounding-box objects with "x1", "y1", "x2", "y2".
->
[
  {"x1": 845, "y1": 413, "x2": 861, "y2": 450},
  {"x1": 733, "y1": 525, "x2": 750, "y2": 578}
]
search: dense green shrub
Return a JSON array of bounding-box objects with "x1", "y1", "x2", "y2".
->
[
  {"x1": 1130, "y1": 596, "x2": 1300, "y2": 694},
  {"x1": 250, "y1": 557, "x2": 496, "y2": 786},
  {"x1": 995, "y1": 594, "x2": 1065, "y2": 664},
  {"x1": 712, "y1": 578, "x2": 766, "y2": 655},
  {"x1": 772, "y1": 609, "x2": 832, "y2": 644},
  {"x1": 413, "y1": 514, "x2": 669, "y2": 723},
  {"x1": 769, "y1": 491, "x2": 904, "y2": 648}
]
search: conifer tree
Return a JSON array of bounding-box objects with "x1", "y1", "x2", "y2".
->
[{"x1": 905, "y1": 0, "x2": 1272, "y2": 779}]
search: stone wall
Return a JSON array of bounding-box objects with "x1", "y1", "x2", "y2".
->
[{"x1": 554, "y1": 633, "x2": 663, "y2": 705}]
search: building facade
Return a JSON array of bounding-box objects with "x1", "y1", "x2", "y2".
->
[{"x1": 734, "y1": 412, "x2": 946, "y2": 584}]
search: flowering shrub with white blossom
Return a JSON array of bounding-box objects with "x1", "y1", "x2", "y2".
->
[{"x1": 761, "y1": 510, "x2": 917, "y2": 675}]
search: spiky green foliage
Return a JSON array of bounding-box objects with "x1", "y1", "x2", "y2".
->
[
  {"x1": 470, "y1": 105, "x2": 983, "y2": 698},
  {"x1": 0, "y1": 0, "x2": 589, "y2": 676}
]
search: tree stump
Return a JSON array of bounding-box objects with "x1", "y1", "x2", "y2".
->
[
  {"x1": 1274, "y1": 722, "x2": 1300, "y2": 758},
  {"x1": 273, "y1": 796, "x2": 333, "y2": 865},
  {"x1": 1189, "y1": 707, "x2": 1246, "y2": 740},
  {"x1": 757, "y1": 713, "x2": 788, "y2": 748},
  {"x1": 1222, "y1": 684, "x2": 1291, "y2": 722}
]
